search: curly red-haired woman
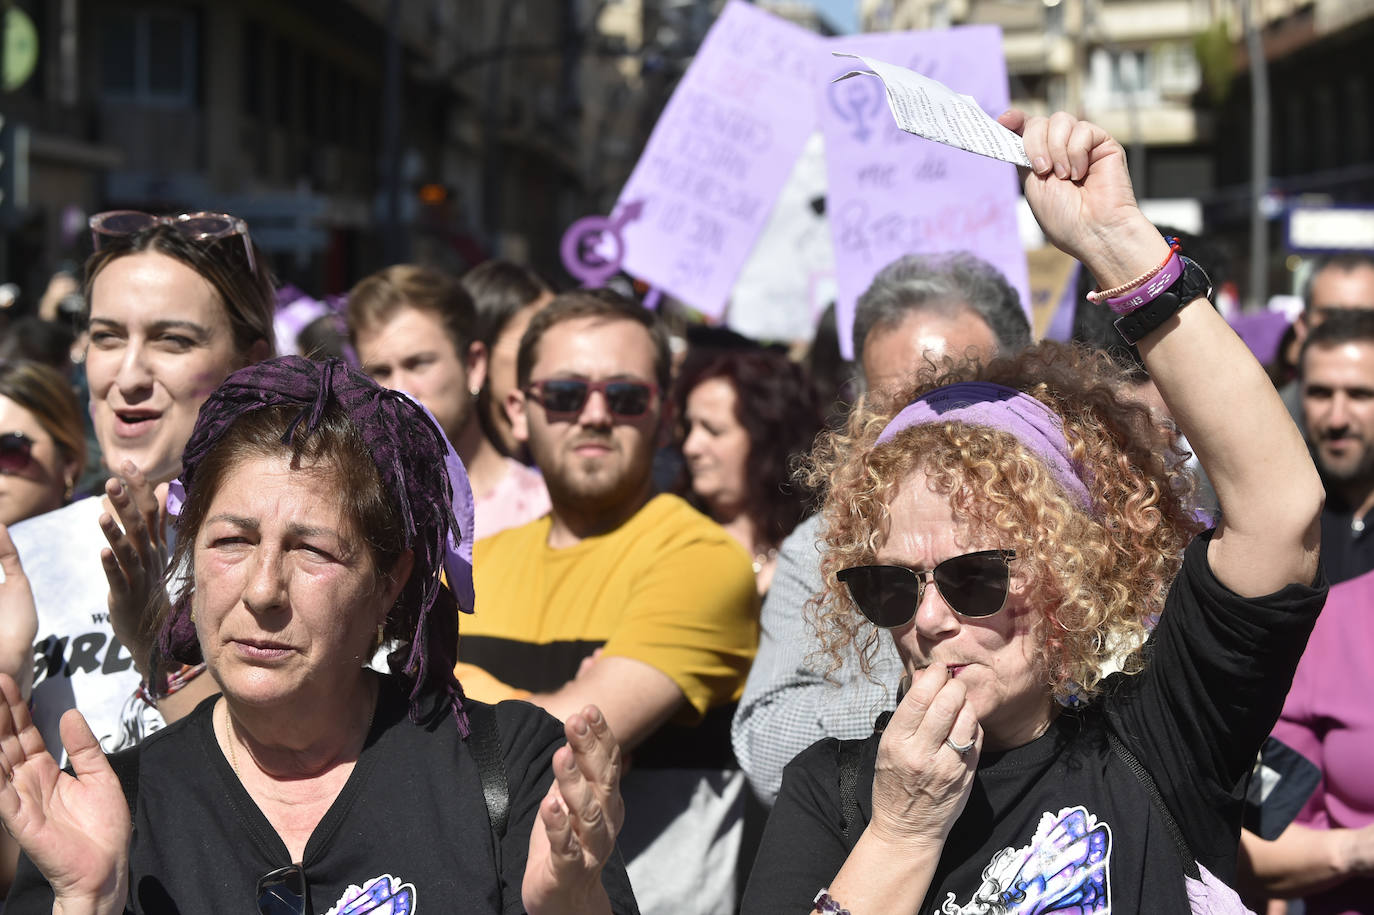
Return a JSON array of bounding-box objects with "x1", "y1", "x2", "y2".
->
[{"x1": 742, "y1": 112, "x2": 1326, "y2": 915}]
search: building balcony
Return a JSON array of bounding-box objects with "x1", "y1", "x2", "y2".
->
[
  {"x1": 1003, "y1": 32, "x2": 1077, "y2": 73},
  {"x1": 1094, "y1": 0, "x2": 1210, "y2": 41},
  {"x1": 1315, "y1": 0, "x2": 1374, "y2": 32},
  {"x1": 1084, "y1": 101, "x2": 1203, "y2": 145}
]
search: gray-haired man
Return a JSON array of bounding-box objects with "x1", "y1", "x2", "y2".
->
[{"x1": 731, "y1": 252, "x2": 1031, "y2": 805}]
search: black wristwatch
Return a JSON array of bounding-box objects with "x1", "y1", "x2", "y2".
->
[{"x1": 1113, "y1": 257, "x2": 1213, "y2": 346}]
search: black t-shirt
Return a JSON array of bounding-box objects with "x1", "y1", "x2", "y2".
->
[
  {"x1": 1317, "y1": 492, "x2": 1374, "y2": 585},
  {"x1": 742, "y1": 533, "x2": 1328, "y2": 915},
  {"x1": 8, "y1": 676, "x2": 640, "y2": 915}
]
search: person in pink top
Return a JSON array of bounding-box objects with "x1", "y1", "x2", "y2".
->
[{"x1": 1244, "y1": 567, "x2": 1374, "y2": 914}]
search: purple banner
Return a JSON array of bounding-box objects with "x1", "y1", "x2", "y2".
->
[
  {"x1": 615, "y1": 1, "x2": 821, "y2": 318},
  {"x1": 820, "y1": 28, "x2": 1029, "y2": 358},
  {"x1": 1228, "y1": 309, "x2": 1291, "y2": 366}
]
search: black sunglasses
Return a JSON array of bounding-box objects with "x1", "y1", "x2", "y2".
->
[
  {"x1": 527, "y1": 378, "x2": 658, "y2": 419},
  {"x1": 0, "y1": 432, "x2": 36, "y2": 474},
  {"x1": 256, "y1": 864, "x2": 308, "y2": 915},
  {"x1": 837, "y1": 549, "x2": 1018, "y2": 627}
]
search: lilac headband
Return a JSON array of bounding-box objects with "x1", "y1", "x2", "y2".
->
[
  {"x1": 158, "y1": 356, "x2": 471, "y2": 732},
  {"x1": 877, "y1": 381, "x2": 1095, "y2": 513}
]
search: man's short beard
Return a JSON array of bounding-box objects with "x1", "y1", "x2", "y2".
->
[
  {"x1": 545, "y1": 460, "x2": 653, "y2": 519},
  {"x1": 1319, "y1": 447, "x2": 1374, "y2": 490}
]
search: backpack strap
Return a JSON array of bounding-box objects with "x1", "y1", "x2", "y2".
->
[
  {"x1": 465, "y1": 702, "x2": 510, "y2": 839},
  {"x1": 838, "y1": 740, "x2": 862, "y2": 841},
  {"x1": 1107, "y1": 731, "x2": 1201, "y2": 880},
  {"x1": 838, "y1": 710, "x2": 894, "y2": 841},
  {"x1": 463, "y1": 701, "x2": 511, "y2": 910}
]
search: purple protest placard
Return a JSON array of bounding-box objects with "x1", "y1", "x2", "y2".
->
[
  {"x1": 614, "y1": 1, "x2": 821, "y2": 318},
  {"x1": 1228, "y1": 309, "x2": 1291, "y2": 366},
  {"x1": 820, "y1": 28, "x2": 1029, "y2": 357}
]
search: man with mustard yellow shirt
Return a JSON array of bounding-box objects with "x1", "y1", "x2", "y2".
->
[{"x1": 456, "y1": 288, "x2": 759, "y2": 915}]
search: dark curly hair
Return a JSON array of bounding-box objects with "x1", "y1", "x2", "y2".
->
[
  {"x1": 801, "y1": 342, "x2": 1205, "y2": 703},
  {"x1": 674, "y1": 349, "x2": 825, "y2": 550}
]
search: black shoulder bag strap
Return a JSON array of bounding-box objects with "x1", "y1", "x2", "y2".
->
[
  {"x1": 464, "y1": 702, "x2": 511, "y2": 905},
  {"x1": 1107, "y1": 731, "x2": 1201, "y2": 880}
]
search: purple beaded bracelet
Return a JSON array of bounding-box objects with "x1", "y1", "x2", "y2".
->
[{"x1": 813, "y1": 889, "x2": 853, "y2": 915}]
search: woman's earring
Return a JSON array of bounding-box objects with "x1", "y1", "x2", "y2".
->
[{"x1": 376, "y1": 622, "x2": 386, "y2": 647}]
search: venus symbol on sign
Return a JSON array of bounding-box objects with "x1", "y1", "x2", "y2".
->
[
  {"x1": 827, "y1": 71, "x2": 885, "y2": 143},
  {"x1": 559, "y1": 200, "x2": 645, "y2": 288}
]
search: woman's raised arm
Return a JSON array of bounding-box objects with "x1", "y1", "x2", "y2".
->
[{"x1": 1003, "y1": 110, "x2": 1323, "y2": 596}]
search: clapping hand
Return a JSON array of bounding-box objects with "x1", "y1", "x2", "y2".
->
[
  {"x1": 0, "y1": 673, "x2": 128, "y2": 913},
  {"x1": 98, "y1": 462, "x2": 171, "y2": 674},
  {"x1": 523, "y1": 706, "x2": 625, "y2": 915},
  {"x1": 0, "y1": 525, "x2": 38, "y2": 699}
]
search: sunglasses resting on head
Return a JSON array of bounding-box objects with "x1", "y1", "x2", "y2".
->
[
  {"x1": 89, "y1": 210, "x2": 258, "y2": 277},
  {"x1": 838, "y1": 549, "x2": 1018, "y2": 627},
  {"x1": 525, "y1": 378, "x2": 658, "y2": 419}
]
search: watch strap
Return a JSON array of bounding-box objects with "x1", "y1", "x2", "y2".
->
[{"x1": 1113, "y1": 257, "x2": 1211, "y2": 346}]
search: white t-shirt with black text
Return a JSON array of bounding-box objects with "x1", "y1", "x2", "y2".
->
[{"x1": 11, "y1": 497, "x2": 165, "y2": 761}]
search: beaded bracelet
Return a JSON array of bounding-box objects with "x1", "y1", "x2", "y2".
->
[
  {"x1": 1105, "y1": 252, "x2": 1183, "y2": 315},
  {"x1": 1085, "y1": 236, "x2": 1181, "y2": 306},
  {"x1": 813, "y1": 889, "x2": 853, "y2": 915}
]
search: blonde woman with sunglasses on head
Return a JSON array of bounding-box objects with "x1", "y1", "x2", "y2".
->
[
  {"x1": 0, "y1": 212, "x2": 274, "y2": 761},
  {"x1": 742, "y1": 112, "x2": 1327, "y2": 915}
]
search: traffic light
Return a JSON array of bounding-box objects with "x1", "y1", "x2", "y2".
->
[{"x1": 0, "y1": 114, "x2": 30, "y2": 230}]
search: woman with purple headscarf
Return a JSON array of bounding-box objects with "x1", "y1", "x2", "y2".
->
[
  {"x1": 742, "y1": 113, "x2": 1327, "y2": 913},
  {"x1": 0, "y1": 357, "x2": 638, "y2": 914}
]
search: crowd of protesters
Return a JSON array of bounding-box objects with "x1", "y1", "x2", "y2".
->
[{"x1": 0, "y1": 108, "x2": 1365, "y2": 915}]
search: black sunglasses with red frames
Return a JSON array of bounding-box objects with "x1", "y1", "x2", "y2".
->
[
  {"x1": 525, "y1": 378, "x2": 660, "y2": 420},
  {"x1": 88, "y1": 210, "x2": 258, "y2": 278},
  {"x1": 0, "y1": 432, "x2": 37, "y2": 474},
  {"x1": 837, "y1": 549, "x2": 1019, "y2": 628}
]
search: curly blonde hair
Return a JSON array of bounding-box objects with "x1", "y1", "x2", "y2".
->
[{"x1": 802, "y1": 342, "x2": 1204, "y2": 704}]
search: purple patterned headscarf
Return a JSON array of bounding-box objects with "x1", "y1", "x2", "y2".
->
[
  {"x1": 877, "y1": 381, "x2": 1096, "y2": 513},
  {"x1": 156, "y1": 355, "x2": 471, "y2": 733}
]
